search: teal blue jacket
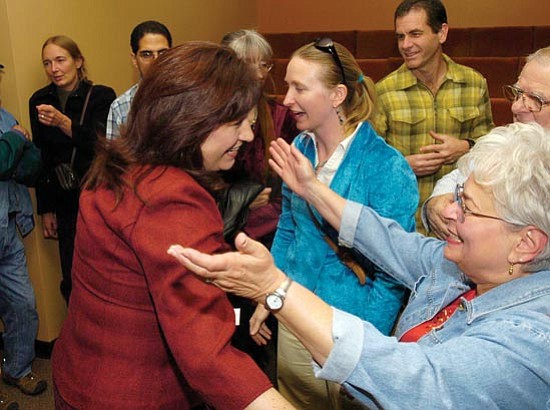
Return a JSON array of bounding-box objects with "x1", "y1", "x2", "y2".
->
[{"x1": 271, "y1": 122, "x2": 418, "y2": 334}]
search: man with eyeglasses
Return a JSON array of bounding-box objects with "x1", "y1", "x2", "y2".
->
[
  {"x1": 106, "y1": 20, "x2": 172, "y2": 140},
  {"x1": 423, "y1": 46, "x2": 550, "y2": 239},
  {"x1": 372, "y1": 0, "x2": 494, "y2": 234}
]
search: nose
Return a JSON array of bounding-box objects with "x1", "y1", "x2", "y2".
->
[
  {"x1": 401, "y1": 35, "x2": 413, "y2": 49},
  {"x1": 50, "y1": 61, "x2": 59, "y2": 72},
  {"x1": 511, "y1": 96, "x2": 528, "y2": 115},
  {"x1": 283, "y1": 88, "x2": 294, "y2": 107},
  {"x1": 240, "y1": 122, "x2": 255, "y2": 143},
  {"x1": 442, "y1": 200, "x2": 460, "y2": 223}
]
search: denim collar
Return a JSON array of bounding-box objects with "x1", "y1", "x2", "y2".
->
[{"x1": 465, "y1": 270, "x2": 550, "y2": 322}]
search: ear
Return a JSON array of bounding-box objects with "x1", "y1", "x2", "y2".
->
[
  {"x1": 131, "y1": 53, "x2": 138, "y2": 69},
  {"x1": 331, "y1": 84, "x2": 348, "y2": 108},
  {"x1": 438, "y1": 23, "x2": 449, "y2": 45},
  {"x1": 510, "y1": 227, "x2": 548, "y2": 265},
  {"x1": 75, "y1": 57, "x2": 83, "y2": 70}
]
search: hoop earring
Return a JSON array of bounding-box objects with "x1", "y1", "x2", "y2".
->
[{"x1": 508, "y1": 263, "x2": 514, "y2": 275}]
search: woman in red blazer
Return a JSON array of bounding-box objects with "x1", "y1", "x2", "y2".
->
[{"x1": 51, "y1": 42, "x2": 293, "y2": 410}]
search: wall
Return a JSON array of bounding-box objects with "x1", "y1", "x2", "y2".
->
[
  {"x1": 0, "y1": 0, "x2": 257, "y2": 341},
  {"x1": 258, "y1": 0, "x2": 550, "y2": 32}
]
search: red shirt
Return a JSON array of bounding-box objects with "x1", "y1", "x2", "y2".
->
[{"x1": 52, "y1": 166, "x2": 271, "y2": 409}]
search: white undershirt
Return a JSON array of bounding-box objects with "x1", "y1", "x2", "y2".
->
[{"x1": 307, "y1": 122, "x2": 362, "y2": 186}]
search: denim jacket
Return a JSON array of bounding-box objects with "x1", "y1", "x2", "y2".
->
[
  {"x1": 1, "y1": 110, "x2": 37, "y2": 237},
  {"x1": 314, "y1": 201, "x2": 550, "y2": 409}
]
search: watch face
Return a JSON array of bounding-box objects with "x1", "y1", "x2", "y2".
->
[{"x1": 266, "y1": 293, "x2": 283, "y2": 311}]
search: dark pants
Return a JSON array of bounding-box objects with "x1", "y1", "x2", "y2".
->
[{"x1": 55, "y1": 190, "x2": 79, "y2": 304}]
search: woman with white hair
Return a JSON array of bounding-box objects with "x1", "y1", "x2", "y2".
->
[{"x1": 169, "y1": 122, "x2": 550, "y2": 409}]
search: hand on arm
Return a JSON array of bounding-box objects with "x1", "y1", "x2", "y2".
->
[
  {"x1": 425, "y1": 193, "x2": 454, "y2": 239},
  {"x1": 36, "y1": 104, "x2": 72, "y2": 137},
  {"x1": 11, "y1": 125, "x2": 31, "y2": 140},
  {"x1": 249, "y1": 187, "x2": 272, "y2": 210},
  {"x1": 168, "y1": 232, "x2": 334, "y2": 366}
]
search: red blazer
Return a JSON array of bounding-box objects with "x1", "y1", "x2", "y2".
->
[{"x1": 52, "y1": 166, "x2": 271, "y2": 409}]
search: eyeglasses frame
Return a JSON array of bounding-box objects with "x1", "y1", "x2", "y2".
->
[
  {"x1": 503, "y1": 84, "x2": 550, "y2": 113},
  {"x1": 454, "y1": 183, "x2": 506, "y2": 224}
]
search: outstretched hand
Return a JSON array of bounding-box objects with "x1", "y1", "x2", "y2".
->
[
  {"x1": 269, "y1": 138, "x2": 318, "y2": 201},
  {"x1": 167, "y1": 232, "x2": 286, "y2": 304}
]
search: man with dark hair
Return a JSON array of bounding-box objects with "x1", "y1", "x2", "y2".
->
[
  {"x1": 106, "y1": 20, "x2": 172, "y2": 140},
  {"x1": 373, "y1": 0, "x2": 494, "y2": 234}
]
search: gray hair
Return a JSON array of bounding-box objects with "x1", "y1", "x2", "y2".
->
[
  {"x1": 458, "y1": 122, "x2": 550, "y2": 272},
  {"x1": 221, "y1": 29, "x2": 273, "y2": 61},
  {"x1": 526, "y1": 45, "x2": 550, "y2": 66}
]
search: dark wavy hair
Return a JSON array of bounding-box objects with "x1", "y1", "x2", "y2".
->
[{"x1": 85, "y1": 42, "x2": 261, "y2": 201}]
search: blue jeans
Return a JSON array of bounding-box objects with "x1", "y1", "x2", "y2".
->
[{"x1": 0, "y1": 217, "x2": 38, "y2": 378}]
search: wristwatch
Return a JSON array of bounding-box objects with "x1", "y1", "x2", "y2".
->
[
  {"x1": 265, "y1": 277, "x2": 293, "y2": 312},
  {"x1": 466, "y1": 139, "x2": 476, "y2": 149}
]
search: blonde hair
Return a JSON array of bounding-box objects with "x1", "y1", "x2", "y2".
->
[
  {"x1": 42, "y1": 35, "x2": 87, "y2": 80},
  {"x1": 292, "y1": 41, "x2": 377, "y2": 135}
]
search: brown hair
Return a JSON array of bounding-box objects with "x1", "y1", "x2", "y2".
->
[
  {"x1": 85, "y1": 42, "x2": 261, "y2": 200},
  {"x1": 292, "y1": 41, "x2": 377, "y2": 135},
  {"x1": 42, "y1": 35, "x2": 87, "y2": 79}
]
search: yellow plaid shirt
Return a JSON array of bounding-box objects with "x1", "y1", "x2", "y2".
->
[{"x1": 373, "y1": 54, "x2": 494, "y2": 233}]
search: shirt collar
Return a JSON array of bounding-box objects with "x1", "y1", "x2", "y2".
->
[{"x1": 393, "y1": 54, "x2": 468, "y2": 90}]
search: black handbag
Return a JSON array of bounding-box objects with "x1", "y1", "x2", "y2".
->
[{"x1": 53, "y1": 84, "x2": 93, "y2": 190}]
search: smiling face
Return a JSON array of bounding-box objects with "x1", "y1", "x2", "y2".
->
[
  {"x1": 42, "y1": 43, "x2": 82, "y2": 91},
  {"x1": 512, "y1": 59, "x2": 550, "y2": 129},
  {"x1": 201, "y1": 110, "x2": 256, "y2": 171},
  {"x1": 283, "y1": 56, "x2": 340, "y2": 134},
  {"x1": 442, "y1": 177, "x2": 518, "y2": 289},
  {"x1": 395, "y1": 8, "x2": 447, "y2": 72}
]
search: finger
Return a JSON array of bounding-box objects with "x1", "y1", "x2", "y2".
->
[
  {"x1": 167, "y1": 245, "x2": 218, "y2": 281},
  {"x1": 234, "y1": 232, "x2": 266, "y2": 259},
  {"x1": 251, "y1": 333, "x2": 268, "y2": 346}
]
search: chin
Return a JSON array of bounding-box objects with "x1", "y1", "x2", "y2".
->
[{"x1": 443, "y1": 244, "x2": 460, "y2": 264}]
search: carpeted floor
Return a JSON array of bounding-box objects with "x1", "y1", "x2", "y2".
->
[{"x1": 1, "y1": 353, "x2": 53, "y2": 410}]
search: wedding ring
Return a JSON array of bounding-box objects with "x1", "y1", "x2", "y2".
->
[
  {"x1": 205, "y1": 278, "x2": 213, "y2": 284},
  {"x1": 40, "y1": 114, "x2": 45, "y2": 119}
]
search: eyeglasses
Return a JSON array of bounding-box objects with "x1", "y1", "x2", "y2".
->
[
  {"x1": 314, "y1": 37, "x2": 347, "y2": 86},
  {"x1": 137, "y1": 49, "x2": 169, "y2": 60},
  {"x1": 454, "y1": 184, "x2": 505, "y2": 224},
  {"x1": 258, "y1": 61, "x2": 273, "y2": 73},
  {"x1": 503, "y1": 84, "x2": 550, "y2": 113}
]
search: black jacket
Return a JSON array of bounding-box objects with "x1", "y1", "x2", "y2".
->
[{"x1": 29, "y1": 80, "x2": 115, "y2": 214}]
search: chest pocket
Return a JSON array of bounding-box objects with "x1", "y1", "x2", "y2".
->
[
  {"x1": 447, "y1": 106, "x2": 480, "y2": 135},
  {"x1": 386, "y1": 109, "x2": 427, "y2": 153}
]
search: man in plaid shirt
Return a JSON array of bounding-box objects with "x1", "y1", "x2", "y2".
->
[{"x1": 372, "y1": 0, "x2": 493, "y2": 234}]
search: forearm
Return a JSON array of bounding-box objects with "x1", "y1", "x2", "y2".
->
[
  {"x1": 272, "y1": 278, "x2": 334, "y2": 365},
  {"x1": 304, "y1": 179, "x2": 346, "y2": 232}
]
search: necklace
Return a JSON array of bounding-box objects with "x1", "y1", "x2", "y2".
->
[{"x1": 315, "y1": 160, "x2": 328, "y2": 174}]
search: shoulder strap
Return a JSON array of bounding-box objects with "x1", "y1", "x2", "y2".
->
[{"x1": 79, "y1": 83, "x2": 94, "y2": 126}]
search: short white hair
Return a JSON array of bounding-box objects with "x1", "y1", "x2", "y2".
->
[{"x1": 458, "y1": 122, "x2": 550, "y2": 272}]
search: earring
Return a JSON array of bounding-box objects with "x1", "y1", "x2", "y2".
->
[
  {"x1": 508, "y1": 263, "x2": 514, "y2": 275},
  {"x1": 335, "y1": 107, "x2": 344, "y2": 125}
]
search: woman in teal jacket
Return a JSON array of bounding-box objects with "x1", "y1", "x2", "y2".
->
[{"x1": 251, "y1": 39, "x2": 418, "y2": 410}]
